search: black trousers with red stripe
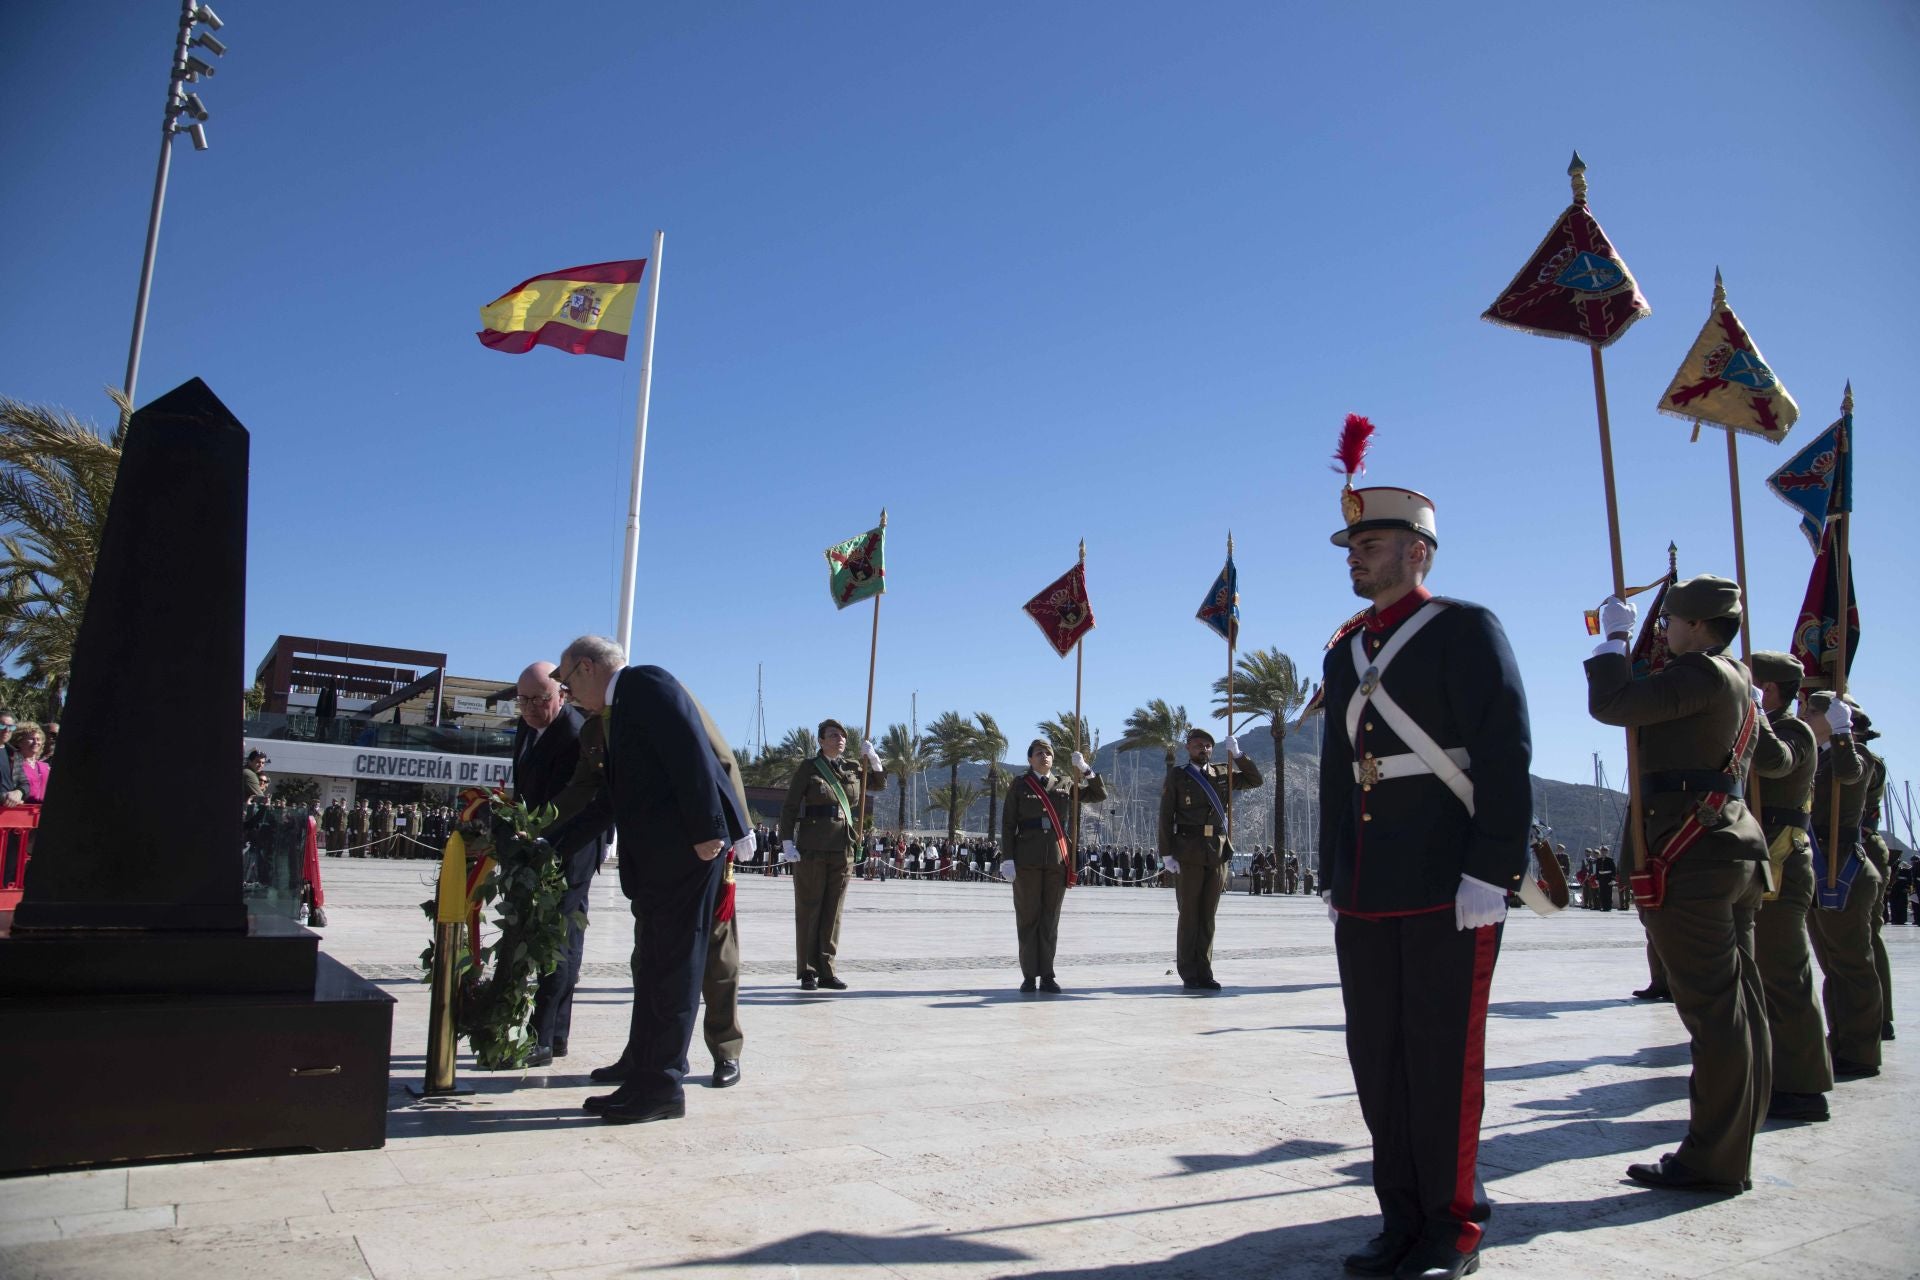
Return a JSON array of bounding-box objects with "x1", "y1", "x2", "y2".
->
[{"x1": 1335, "y1": 910, "x2": 1501, "y2": 1253}]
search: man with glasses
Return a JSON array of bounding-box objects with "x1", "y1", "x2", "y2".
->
[
  {"x1": 551, "y1": 636, "x2": 747, "y2": 1123},
  {"x1": 510, "y1": 661, "x2": 597, "y2": 1067}
]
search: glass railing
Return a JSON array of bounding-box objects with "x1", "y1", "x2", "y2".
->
[{"x1": 243, "y1": 712, "x2": 515, "y2": 757}]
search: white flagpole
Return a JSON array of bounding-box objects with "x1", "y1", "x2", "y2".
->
[{"x1": 616, "y1": 228, "x2": 665, "y2": 658}]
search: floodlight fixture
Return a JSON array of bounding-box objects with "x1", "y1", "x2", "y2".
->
[
  {"x1": 192, "y1": 4, "x2": 223, "y2": 31},
  {"x1": 191, "y1": 31, "x2": 226, "y2": 57},
  {"x1": 183, "y1": 54, "x2": 216, "y2": 80},
  {"x1": 182, "y1": 92, "x2": 209, "y2": 121},
  {"x1": 188, "y1": 122, "x2": 208, "y2": 151}
]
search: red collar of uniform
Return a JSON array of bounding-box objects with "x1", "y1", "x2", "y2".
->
[{"x1": 1364, "y1": 585, "x2": 1432, "y2": 634}]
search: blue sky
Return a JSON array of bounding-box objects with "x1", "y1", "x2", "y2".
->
[{"x1": 5, "y1": 2, "x2": 1917, "y2": 795}]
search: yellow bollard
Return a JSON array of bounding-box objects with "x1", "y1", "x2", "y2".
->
[{"x1": 409, "y1": 832, "x2": 476, "y2": 1098}]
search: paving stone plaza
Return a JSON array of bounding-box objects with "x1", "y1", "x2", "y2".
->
[{"x1": 3, "y1": 862, "x2": 1914, "y2": 1279}]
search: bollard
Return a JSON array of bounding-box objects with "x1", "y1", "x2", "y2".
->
[{"x1": 409, "y1": 831, "x2": 475, "y2": 1098}]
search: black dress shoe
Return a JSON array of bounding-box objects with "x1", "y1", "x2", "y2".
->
[
  {"x1": 1767, "y1": 1090, "x2": 1830, "y2": 1121},
  {"x1": 799, "y1": 975, "x2": 818, "y2": 990},
  {"x1": 1020, "y1": 977, "x2": 1037, "y2": 993},
  {"x1": 711, "y1": 1059, "x2": 741, "y2": 1088},
  {"x1": 524, "y1": 1046, "x2": 554, "y2": 1068},
  {"x1": 817, "y1": 975, "x2": 848, "y2": 990},
  {"x1": 1625, "y1": 1155, "x2": 1743, "y2": 1194},
  {"x1": 1832, "y1": 1056, "x2": 1880, "y2": 1078},
  {"x1": 1342, "y1": 1231, "x2": 1414, "y2": 1276},
  {"x1": 551, "y1": 1038, "x2": 569, "y2": 1058},
  {"x1": 1631, "y1": 986, "x2": 1673, "y2": 1001},
  {"x1": 1199, "y1": 977, "x2": 1222, "y2": 990},
  {"x1": 600, "y1": 1096, "x2": 686, "y2": 1124},
  {"x1": 1394, "y1": 1244, "x2": 1479, "y2": 1280},
  {"x1": 589, "y1": 1061, "x2": 631, "y2": 1084},
  {"x1": 1882, "y1": 1021, "x2": 1896, "y2": 1042},
  {"x1": 1039, "y1": 977, "x2": 1063, "y2": 993}
]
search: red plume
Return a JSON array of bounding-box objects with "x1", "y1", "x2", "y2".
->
[{"x1": 1332, "y1": 413, "x2": 1375, "y2": 480}]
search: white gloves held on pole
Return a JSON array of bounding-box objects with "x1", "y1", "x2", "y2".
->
[
  {"x1": 861, "y1": 741, "x2": 883, "y2": 770},
  {"x1": 780, "y1": 839, "x2": 800, "y2": 863},
  {"x1": 999, "y1": 860, "x2": 1015, "y2": 881},
  {"x1": 1455, "y1": 875, "x2": 1509, "y2": 931},
  {"x1": 1825, "y1": 698, "x2": 1854, "y2": 736},
  {"x1": 1070, "y1": 750, "x2": 1091, "y2": 777},
  {"x1": 1598, "y1": 594, "x2": 1637, "y2": 640},
  {"x1": 1225, "y1": 735, "x2": 1243, "y2": 759}
]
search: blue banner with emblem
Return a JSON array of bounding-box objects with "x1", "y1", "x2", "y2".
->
[
  {"x1": 1766, "y1": 413, "x2": 1851, "y2": 552},
  {"x1": 1196, "y1": 551, "x2": 1238, "y2": 643}
]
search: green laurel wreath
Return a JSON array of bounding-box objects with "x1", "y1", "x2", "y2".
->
[{"x1": 418, "y1": 793, "x2": 585, "y2": 1070}]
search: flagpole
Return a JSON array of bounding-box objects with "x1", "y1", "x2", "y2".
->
[
  {"x1": 1567, "y1": 154, "x2": 1649, "y2": 881},
  {"x1": 857, "y1": 508, "x2": 886, "y2": 841},
  {"x1": 1224, "y1": 530, "x2": 1236, "y2": 846},
  {"x1": 1721, "y1": 426, "x2": 1768, "y2": 822},
  {"x1": 1826, "y1": 385, "x2": 1853, "y2": 891},
  {"x1": 1071, "y1": 539, "x2": 1086, "y2": 871},
  {"x1": 615, "y1": 228, "x2": 665, "y2": 658}
]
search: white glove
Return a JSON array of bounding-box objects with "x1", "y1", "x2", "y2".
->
[
  {"x1": 999, "y1": 859, "x2": 1015, "y2": 881},
  {"x1": 779, "y1": 839, "x2": 800, "y2": 863},
  {"x1": 1455, "y1": 875, "x2": 1509, "y2": 931},
  {"x1": 1322, "y1": 890, "x2": 1338, "y2": 925},
  {"x1": 1598, "y1": 594, "x2": 1636, "y2": 640},
  {"x1": 1225, "y1": 735, "x2": 1243, "y2": 759},
  {"x1": 1751, "y1": 684, "x2": 1765, "y2": 709},
  {"x1": 1825, "y1": 699, "x2": 1854, "y2": 736},
  {"x1": 1164, "y1": 857, "x2": 1180, "y2": 875},
  {"x1": 861, "y1": 741, "x2": 883, "y2": 769},
  {"x1": 1070, "y1": 750, "x2": 1090, "y2": 776}
]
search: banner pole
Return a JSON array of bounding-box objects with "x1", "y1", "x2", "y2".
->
[
  {"x1": 1224, "y1": 530, "x2": 1236, "y2": 845},
  {"x1": 1724, "y1": 427, "x2": 1765, "y2": 820},
  {"x1": 1826, "y1": 389, "x2": 1853, "y2": 890},
  {"x1": 615, "y1": 228, "x2": 665, "y2": 658},
  {"x1": 1071, "y1": 539, "x2": 1086, "y2": 870},
  {"x1": 856, "y1": 509, "x2": 886, "y2": 842},
  {"x1": 1590, "y1": 344, "x2": 1649, "y2": 880}
]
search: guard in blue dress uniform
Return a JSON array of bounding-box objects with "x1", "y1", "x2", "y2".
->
[{"x1": 1319, "y1": 474, "x2": 1532, "y2": 1280}]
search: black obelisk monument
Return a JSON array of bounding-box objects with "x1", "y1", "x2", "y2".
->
[{"x1": 0, "y1": 379, "x2": 393, "y2": 1171}]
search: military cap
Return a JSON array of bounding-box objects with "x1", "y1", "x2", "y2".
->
[
  {"x1": 816, "y1": 718, "x2": 848, "y2": 738},
  {"x1": 1665, "y1": 574, "x2": 1742, "y2": 622},
  {"x1": 1331, "y1": 486, "x2": 1439, "y2": 548},
  {"x1": 1187, "y1": 726, "x2": 1215, "y2": 746},
  {"x1": 1026, "y1": 738, "x2": 1054, "y2": 758},
  {"x1": 1750, "y1": 650, "x2": 1803, "y2": 687}
]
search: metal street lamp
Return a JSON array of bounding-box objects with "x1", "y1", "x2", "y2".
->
[{"x1": 123, "y1": 1, "x2": 229, "y2": 410}]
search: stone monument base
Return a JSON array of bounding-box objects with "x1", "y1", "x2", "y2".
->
[{"x1": 0, "y1": 915, "x2": 394, "y2": 1173}]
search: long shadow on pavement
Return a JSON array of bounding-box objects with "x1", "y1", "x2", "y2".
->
[{"x1": 1485, "y1": 1041, "x2": 1690, "y2": 1081}]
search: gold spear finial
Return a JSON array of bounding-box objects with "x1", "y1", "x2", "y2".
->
[
  {"x1": 879, "y1": 507, "x2": 888, "y2": 527},
  {"x1": 1667, "y1": 541, "x2": 1678, "y2": 575},
  {"x1": 1078, "y1": 538, "x2": 1086, "y2": 563},
  {"x1": 1568, "y1": 151, "x2": 1588, "y2": 204},
  {"x1": 1842, "y1": 380, "x2": 1854, "y2": 414},
  {"x1": 1227, "y1": 529, "x2": 1234, "y2": 556},
  {"x1": 1712, "y1": 267, "x2": 1726, "y2": 309}
]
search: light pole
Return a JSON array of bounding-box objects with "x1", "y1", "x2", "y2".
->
[{"x1": 123, "y1": 1, "x2": 229, "y2": 411}]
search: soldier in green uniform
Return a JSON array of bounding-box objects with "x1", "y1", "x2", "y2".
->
[
  {"x1": 1159, "y1": 726, "x2": 1262, "y2": 991},
  {"x1": 1747, "y1": 651, "x2": 1834, "y2": 1122},
  {"x1": 321, "y1": 797, "x2": 346, "y2": 856},
  {"x1": 998, "y1": 739, "x2": 1106, "y2": 993},
  {"x1": 1801, "y1": 690, "x2": 1881, "y2": 1077},
  {"x1": 346, "y1": 798, "x2": 369, "y2": 857},
  {"x1": 371, "y1": 800, "x2": 394, "y2": 859},
  {"x1": 1857, "y1": 711, "x2": 1896, "y2": 1042},
  {"x1": 1586, "y1": 575, "x2": 1769, "y2": 1194},
  {"x1": 777, "y1": 719, "x2": 885, "y2": 991}
]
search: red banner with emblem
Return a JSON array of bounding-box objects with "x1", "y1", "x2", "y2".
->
[
  {"x1": 1482, "y1": 196, "x2": 1649, "y2": 349},
  {"x1": 1022, "y1": 563, "x2": 1095, "y2": 658}
]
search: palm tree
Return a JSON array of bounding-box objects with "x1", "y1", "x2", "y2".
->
[
  {"x1": 1212, "y1": 647, "x2": 1316, "y2": 855},
  {"x1": 973, "y1": 712, "x2": 1009, "y2": 850},
  {"x1": 927, "y1": 782, "x2": 980, "y2": 835},
  {"x1": 1035, "y1": 712, "x2": 1090, "y2": 770},
  {"x1": 0, "y1": 392, "x2": 126, "y2": 714},
  {"x1": 1114, "y1": 698, "x2": 1190, "y2": 768},
  {"x1": 879, "y1": 722, "x2": 930, "y2": 833},
  {"x1": 924, "y1": 711, "x2": 978, "y2": 847}
]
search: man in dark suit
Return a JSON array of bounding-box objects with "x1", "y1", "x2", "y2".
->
[
  {"x1": 510, "y1": 661, "x2": 600, "y2": 1066},
  {"x1": 551, "y1": 635, "x2": 744, "y2": 1124}
]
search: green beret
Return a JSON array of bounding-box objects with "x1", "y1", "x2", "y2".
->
[
  {"x1": 1666, "y1": 574, "x2": 1742, "y2": 622},
  {"x1": 1750, "y1": 650, "x2": 1803, "y2": 686},
  {"x1": 1186, "y1": 727, "x2": 1215, "y2": 745},
  {"x1": 1026, "y1": 738, "x2": 1053, "y2": 758},
  {"x1": 817, "y1": 718, "x2": 847, "y2": 739}
]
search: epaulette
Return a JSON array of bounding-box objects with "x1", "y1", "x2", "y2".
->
[{"x1": 1322, "y1": 608, "x2": 1369, "y2": 650}]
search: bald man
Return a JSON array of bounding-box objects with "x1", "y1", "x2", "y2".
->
[{"x1": 512, "y1": 660, "x2": 598, "y2": 1066}]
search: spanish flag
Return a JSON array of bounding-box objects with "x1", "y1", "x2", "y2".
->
[{"x1": 476, "y1": 259, "x2": 646, "y2": 360}]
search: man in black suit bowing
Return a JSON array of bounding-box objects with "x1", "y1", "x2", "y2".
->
[
  {"x1": 552, "y1": 635, "x2": 743, "y2": 1124},
  {"x1": 510, "y1": 661, "x2": 603, "y2": 1067}
]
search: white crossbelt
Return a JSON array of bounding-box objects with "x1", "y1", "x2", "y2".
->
[{"x1": 1346, "y1": 601, "x2": 1476, "y2": 816}]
